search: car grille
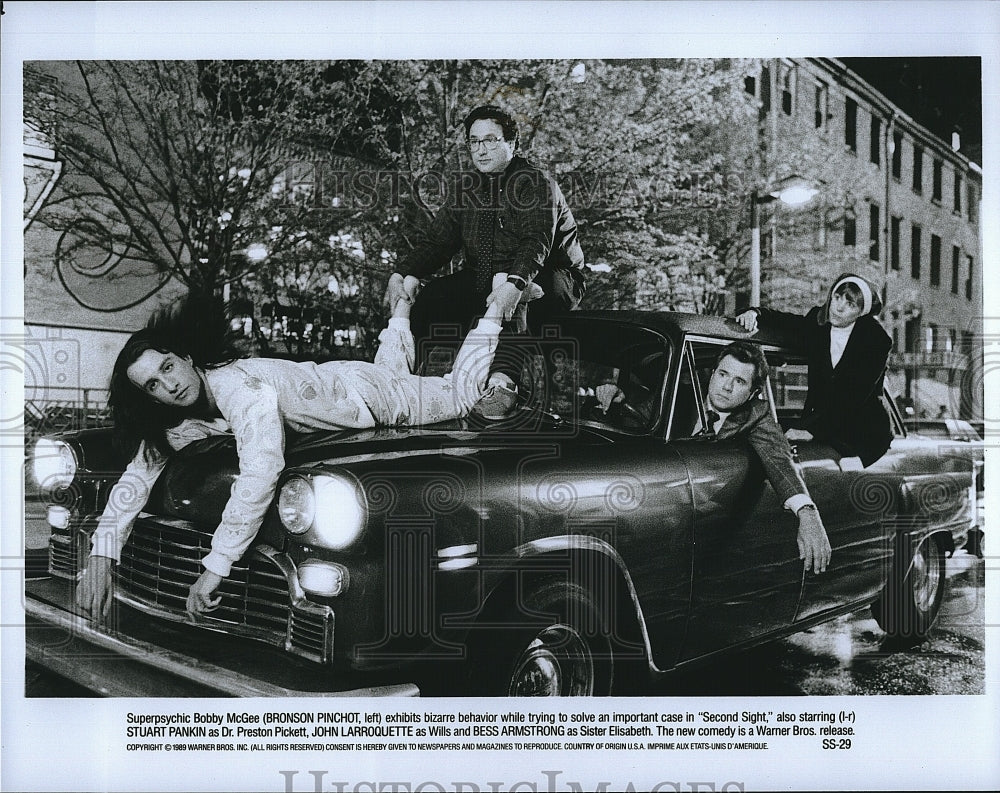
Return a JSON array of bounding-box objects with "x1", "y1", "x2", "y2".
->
[
  {"x1": 114, "y1": 515, "x2": 333, "y2": 661},
  {"x1": 48, "y1": 533, "x2": 78, "y2": 579}
]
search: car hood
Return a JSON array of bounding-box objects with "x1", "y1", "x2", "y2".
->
[{"x1": 145, "y1": 413, "x2": 612, "y2": 526}]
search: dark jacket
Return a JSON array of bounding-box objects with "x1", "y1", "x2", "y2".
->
[
  {"x1": 715, "y1": 398, "x2": 810, "y2": 505},
  {"x1": 399, "y1": 155, "x2": 585, "y2": 287},
  {"x1": 754, "y1": 306, "x2": 893, "y2": 467}
]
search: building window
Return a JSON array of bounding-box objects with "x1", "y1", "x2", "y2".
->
[
  {"x1": 966, "y1": 255, "x2": 974, "y2": 300},
  {"x1": 869, "y1": 203, "x2": 880, "y2": 261},
  {"x1": 891, "y1": 132, "x2": 902, "y2": 179},
  {"x1": 744, "y1": 74, "x2": 756, "y2": 95},
  {"x1": 904, "y1": 317, "x2": 920, "y2": 353},
  {"x1": 912, "y1": 145, "x2": 923, "y2": 193},
  {"x1": 779, "y1": 62, "x2": 794, "y2": 115},
  {"x1": 814, "y1": 81, "x2": 828, "y2": 129},
  {"x1": 890, "y1": 215, "x2": 901, "y2": 270},
  {"x1": 946, "y1": 328, "x2": 956, "y2": 353},
  {"x1": 951, "y1": 245, "x2": 960, "y2": 294},
  {"x1": 953, "y1": 170, "x2": 962, "y2": 214},
  {"x1": 760, "y1": 66, "x2": 771, "y2": 117},
  {"x1": 844, "y1": 208, "x2": 856, "y2": 247},
  {"x1": 930, "y1": 234, "x2": 941, "y2": 286},
  {"x1": 932, "y1": 159, "x2": 943, "y2": 202},
  {"x1": 870, "y1": 116, "x2": 881, "y2": 166},
  {"x1": 845, "y1": 97, "x2": 857, "y2": 152},
  {"x1": 967, "y1": 183, "x2": 977, "y2": 223},
  {"x1": 910, "y1": 224, "x2": 921, "y2": 280},
  {"x1": 924, "y1": 324, "x2": 937, "y2": 354}
]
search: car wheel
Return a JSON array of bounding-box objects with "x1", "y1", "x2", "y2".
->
[
  {"x1": 472, "y1": 579, "x2": 617, "y2": 696},
  {"x1": 872, "y1": 532, "x2": 947, "y2": 646}
]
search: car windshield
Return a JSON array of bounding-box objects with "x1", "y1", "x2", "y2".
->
[{"x1": 506, "y1": 319, "x2": 670, "y2": 434}]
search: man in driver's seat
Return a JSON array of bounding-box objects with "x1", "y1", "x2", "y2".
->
[
  {"x1": 599, "y1": 340, "x2": 831, "y2": 574},
  {"x1": 590, "y1": 350, "x2": 664, "y2": 430}
]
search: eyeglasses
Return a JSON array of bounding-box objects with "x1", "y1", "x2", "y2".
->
[{"x1": 468, "y1": 135, "x2": 504, "y2": 152}]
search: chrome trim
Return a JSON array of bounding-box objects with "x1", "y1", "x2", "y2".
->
[
  {"x1": 437, "y1": 543, "x2": 478, "y2": 558},
  {"x1": 286, "y1": 601, "x2": 335, "y2": 664},
  {"x1": 298, "y1": 445, "x2": 502, "y2": 470},
  {"x1": 258, "y1": 544, "x2": 311, "y2": 607},
  {"x1": 437, "y1": 557, "x2": 478, "y2": 571},
  {"x1": 116, "y1": 523, "x2": 335, "y2": 662},
  {"x1": 115, "y1": 591, "x2": 291, "y2": 646},
  {"x1": 515, "y1": 535, "x2": 659, "y2": 673},
  {"x1": 25, "y1": 597, "x2": 417, "y2": 697}
]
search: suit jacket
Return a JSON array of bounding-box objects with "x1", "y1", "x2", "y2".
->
[
  {"x1": 756, "y1": 307, "x2": 893, "y2": 467},
  {"x1": 714, "y1": 398, "x2": 809, "y2": 506}
]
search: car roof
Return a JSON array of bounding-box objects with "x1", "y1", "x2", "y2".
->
[{"x1": 560, "y1": 310, "x2": 793, "y2": 348}]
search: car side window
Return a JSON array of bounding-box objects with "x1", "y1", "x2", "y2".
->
[
  {"x1": 765, "y1": 356, "x2": 809, "y2": 431},
  {"x1": 669, "y1": 341, "x2": 719, "y2": 439},
  {"x1": 669, "y1": 339, "x2": 789, "y2": 439}
]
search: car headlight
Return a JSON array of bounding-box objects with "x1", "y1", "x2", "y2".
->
[
  {"x1": 278, "y1": 475, "x2": 314, "y2": 535},
  {"x1": 32, "y1": 439, "x2": 77, "y2": 491},
  {"x1": 278, "y1": 472, "x2": 367, "y2": 550}
]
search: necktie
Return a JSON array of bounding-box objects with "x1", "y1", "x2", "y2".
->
[
  {"x1": 703, "y1": 409, "x2": 721, "y2": 437},
  {"x1": 474, "y1": 176, "x2": 500, "y2": 296}
]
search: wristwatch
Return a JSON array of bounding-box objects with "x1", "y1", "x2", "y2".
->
[{"x1": 506, "y1": 275, "x2": 527, "y2": 291}]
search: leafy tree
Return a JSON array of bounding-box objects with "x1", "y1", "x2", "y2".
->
[
  {"x1": 30, "y1": 60, "x2": 396, "y2": 303},
  {"x1": 31, "y1": 58, "x2": 767, "y2": 362}
]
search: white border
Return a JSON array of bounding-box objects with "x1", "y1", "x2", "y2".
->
[{"x1": 3, "y1": 2, "x2": 998, "y2": 791}]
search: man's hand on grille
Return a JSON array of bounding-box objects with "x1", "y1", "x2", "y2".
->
[
  {"x1": 76, "y1": 555, "x2": 115, "y2": 622},
  {"x1": 186, "y1": 570, "x2": 223, "y2": 617}
]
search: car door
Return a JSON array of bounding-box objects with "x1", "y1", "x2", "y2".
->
[
  {"x1": 521, "y1": 317, "x2": 697, "y2": 672},
  {"x1": 670, "y1": 338, "x2": 806, "y2": 662},
  {"x1": 769, "y1": 359, "x2": 894, "y2": 621}
]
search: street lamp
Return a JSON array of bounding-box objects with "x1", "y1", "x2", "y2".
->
[{"x1": 750, "y1": 175, "x2": 820, "y2": 307}]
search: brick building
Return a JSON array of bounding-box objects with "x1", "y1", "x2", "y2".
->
[{"x1": 742, "y1": 57, "x2": 983, "y2": 420}]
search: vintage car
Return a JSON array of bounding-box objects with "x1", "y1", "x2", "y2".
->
[
  {"x1": 25, "y1": 311, "x2": 978, "y2": 696},
  {"x1": 899, "y1": 417, "x2": 985, "y2": 556}
]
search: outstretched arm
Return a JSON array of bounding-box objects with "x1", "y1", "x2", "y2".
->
[
  {"x1": 77, "y1": 447, "x2": 167, "y2": 621},
  {"x1": 188, "y1": 370, "x2": 286, "y2": 616},
  {"x1": 744, "y1": 406, "x2": 831, "y2": 573}
]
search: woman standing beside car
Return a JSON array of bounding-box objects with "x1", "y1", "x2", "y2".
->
[{"x1": 736, "y1": 273, "x2": 893, "y2": 468}]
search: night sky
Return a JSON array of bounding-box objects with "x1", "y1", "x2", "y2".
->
[{"x1": 840, "y1": 57, "x2": 983, "y2": 164}]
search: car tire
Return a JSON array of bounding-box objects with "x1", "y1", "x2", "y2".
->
[
  {"x1": 872, "y1": 531, "x2": 947, "y2": 646},
  {"x1": 470, "y1": 578, "x2": 620, "y2": 696}
]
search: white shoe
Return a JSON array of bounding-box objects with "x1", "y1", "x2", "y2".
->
[{"x1": 472, "y1": 373, "x2": 518, "y2": 420}]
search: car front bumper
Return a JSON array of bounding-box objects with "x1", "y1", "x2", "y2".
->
[{"x1": 24, "y1": 578, "x2": 419, "y2": 698}]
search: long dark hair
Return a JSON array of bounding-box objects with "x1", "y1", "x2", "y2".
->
[{"x1": 109, "y1": 294, "x2": 241, "y2": 463}]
